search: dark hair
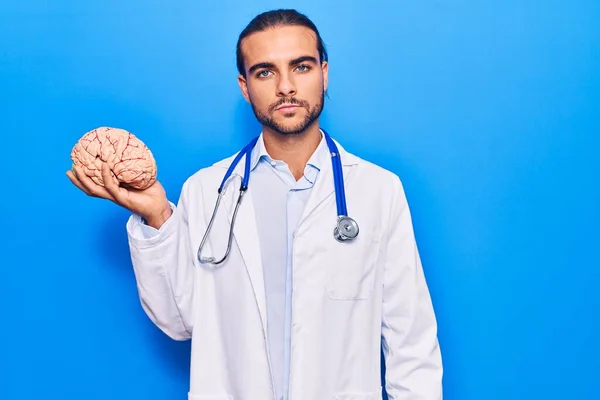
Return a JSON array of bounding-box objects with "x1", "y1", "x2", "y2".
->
[{"x1": 236, "y1": 9, "x2": 328, "y2": 77}]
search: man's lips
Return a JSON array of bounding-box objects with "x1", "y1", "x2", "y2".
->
[{"x1": 276, "y1": 105, "x2": 300, "y2": 112}]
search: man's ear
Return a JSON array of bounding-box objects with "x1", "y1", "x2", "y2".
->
[
  {"x1": 322, "y1": 61, "x2": 329, "y2": 92},
  {"x1": 238, "y1": 74, "x2": 250, "y2": 103}
]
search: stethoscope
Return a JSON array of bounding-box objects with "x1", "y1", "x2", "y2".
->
[{"x1": 197, "y1": 129, "x2": 359, "y2": 267}]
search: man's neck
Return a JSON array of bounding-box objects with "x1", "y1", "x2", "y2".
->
[{"x1": 262, "y1": 122, "x2": 322, "y2": 181}]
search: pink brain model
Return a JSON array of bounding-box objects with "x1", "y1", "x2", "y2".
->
[{"x1": 70, "y1": 126, "x2": 157, "y2": 190}]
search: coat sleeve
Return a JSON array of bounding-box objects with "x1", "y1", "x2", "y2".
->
[
  {"x1": 381, "y1": 175, "x2": 443, "y2": 399},
  {"x1": 125, "y1": 178, "x2": 196, "y2": 341}
]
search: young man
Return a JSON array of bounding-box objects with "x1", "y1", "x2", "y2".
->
[{"x1": 67, "y1": 9, "x2": 443, "y2": 400}]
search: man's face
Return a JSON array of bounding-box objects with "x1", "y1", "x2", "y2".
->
[{"x1": 238, "y1": 25, "x2": 328, "y2": 136}]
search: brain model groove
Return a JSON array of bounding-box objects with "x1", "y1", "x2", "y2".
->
[{"x1": 70, "y1": 126, "x2": 157, "y2": 190}]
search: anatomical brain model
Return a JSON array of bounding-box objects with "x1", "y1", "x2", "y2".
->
[{"x1": 70, "y1": 126, "x2": 157, "y2": 190}]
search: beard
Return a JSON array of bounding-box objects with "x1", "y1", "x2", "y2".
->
[{"x1": 250, "y1": 89, "x2": 325, "y2": 136}]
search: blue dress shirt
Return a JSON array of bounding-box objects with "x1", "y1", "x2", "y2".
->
[{"x1": 248, "y1": 133, "x2": 327, "y2": 400}]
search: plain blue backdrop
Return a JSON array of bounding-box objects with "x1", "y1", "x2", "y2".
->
[{"x1": 1, "y1": 1, "x2": 599, "y2": 399}]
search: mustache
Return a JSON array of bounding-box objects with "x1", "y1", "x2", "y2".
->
[{"x1": 269, "y1": 97, "x2": 309, "y2": 113}]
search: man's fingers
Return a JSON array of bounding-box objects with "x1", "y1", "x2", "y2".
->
[
  {"x1": 101, "y1": 162, "x2": 125, "y2": 203},
  {"x1": 66, "y1": 169, "x2": 92, "y2": 196},
  {"x1": 70, "y1": 165, "x2": 116, "y2": 202}
]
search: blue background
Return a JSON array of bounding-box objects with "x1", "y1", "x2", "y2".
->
[{"x1": 1, "y1": 1, "x2": 599, "y2": 399}]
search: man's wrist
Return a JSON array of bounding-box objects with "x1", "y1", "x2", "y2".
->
[{"x1": 142, "y1": 204, "x2": 173, "y2": 230}]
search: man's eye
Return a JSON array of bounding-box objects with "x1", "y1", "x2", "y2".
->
[
  {"x1": 257, "y1": 70, "x2": 271, "y2": 78},
  {"x1": 296, "y1": 64, "x2": 310, "y2": 72}
]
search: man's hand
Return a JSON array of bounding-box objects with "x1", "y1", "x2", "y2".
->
[{"x1": 66, "y1": 162, "x2": 172, "y2": 229}]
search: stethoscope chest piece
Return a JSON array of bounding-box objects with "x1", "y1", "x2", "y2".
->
[{"x1": 334, "y1": 216, "x2": 359, "y2": 242}]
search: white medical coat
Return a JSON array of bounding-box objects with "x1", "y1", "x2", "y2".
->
[{"x1": 126, "y1": 139, "x2": 443, "y2": 400}]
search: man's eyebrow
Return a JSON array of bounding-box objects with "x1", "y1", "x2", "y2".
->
[
  {"x1": 289, "y1": 55, "x2": 318, "y2": 66},
  {"x1": 248, "y1": 62, "x2": 275, "y2": 75},
  {"x1": 247, "y1": 56, "x2": 319, "y2": 75}
]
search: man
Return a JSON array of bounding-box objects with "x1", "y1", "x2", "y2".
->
[{"x1": 67, "y1": 8, "x2": 443, "y2": 400}]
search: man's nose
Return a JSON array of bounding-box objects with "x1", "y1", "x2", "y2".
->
[{"x1": 277, "y1": 72, "x2": 297, "y2": 97}]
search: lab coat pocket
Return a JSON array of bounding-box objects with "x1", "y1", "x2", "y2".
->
[
  {"x1": 325, "y1": 234, "x2": 381, "y2": 300},
  {"x1": 333, "y1": 386, "x2": 383, "y2": 399}
]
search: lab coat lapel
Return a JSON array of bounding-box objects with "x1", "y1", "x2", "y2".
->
[
  {"x1": 218, "y1": 155, "x2": 268, "y2": 336},
  {"x1": 298, "y1": 138, "x2": 359, "y2": 231},
  {"x1": 298, "y1": 154, "x2": 335, "y2": 229}
]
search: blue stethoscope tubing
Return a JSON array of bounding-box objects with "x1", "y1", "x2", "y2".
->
[
  {"x1": 324, "y1": 131, "x2": 347, "y2": 216},
  {"x1": 197, "y1": 129, "x2": 359, "y2": 267}
]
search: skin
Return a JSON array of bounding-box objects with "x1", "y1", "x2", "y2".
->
[
  {"x1": 66, "y1": 163, "x2": 172, "y2": 229},
  {"x1": 238, "y1": 24, "x2": 328, "y2": 179},
  {"x1": 66, "y1": 24, "x2": 327, "y2": 229}
]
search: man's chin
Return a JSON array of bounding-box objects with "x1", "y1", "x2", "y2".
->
[
  {"x1": 254, "y1": 108, "x2": 320, "y2": 136},
  {"x1": 264, "y1": 117, "x2": 304, "y2": 134}
]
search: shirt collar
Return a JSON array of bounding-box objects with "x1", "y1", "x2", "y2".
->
[{"x1": 249, "y1": 130, "x2": 329, "y2": 174}]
